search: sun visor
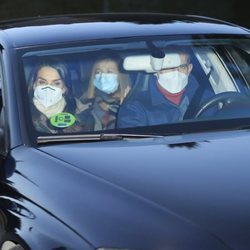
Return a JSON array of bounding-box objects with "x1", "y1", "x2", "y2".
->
[{"x1": 123, "y1": 53, "x2": 181, "y2": 73}]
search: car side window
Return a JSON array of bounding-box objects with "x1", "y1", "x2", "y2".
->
[
  {"x1": 226, "y1": 46, "x2": 250, "y2": 89},
  {"x1": 194, "y1": 47, "x2": 238, "y2": 94}
]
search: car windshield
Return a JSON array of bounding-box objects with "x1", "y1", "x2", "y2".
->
[{"x1": 19, "y1": 35, "x2": 250, "y2": 140}]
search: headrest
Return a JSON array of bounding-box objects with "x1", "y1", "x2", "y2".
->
[{"x1": 123, "y1": 53, "x2": 181, "y2": 73}]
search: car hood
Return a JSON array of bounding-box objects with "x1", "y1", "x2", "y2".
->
[{"x1": 25, "y1": 130, "x2": 250, "y2": 249}]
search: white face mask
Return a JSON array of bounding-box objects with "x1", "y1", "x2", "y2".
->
[
  {"x1": 34, "y1": 85, "x2": 63, "y2": 108},
  {"x1": 94, "y1": 73, "x2": 119, "y2": 94},
  {"x1": 157, "y1": 71, "x2": 188, "y2": 94}
]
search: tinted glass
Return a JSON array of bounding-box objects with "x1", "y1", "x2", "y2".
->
[{"x1": 20, "y1": 36, "x2": 250, "y2": 137}]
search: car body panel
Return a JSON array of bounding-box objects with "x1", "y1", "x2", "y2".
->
[
  {"x1": 38, "y1": 130, "x2": 250, "y2": 249},
  {"x1": 1, "y1": 130, "x2": 249, "y2": 249},
  {"x1": 0, "y1": 14, "x2": 249, "y2": 48}
]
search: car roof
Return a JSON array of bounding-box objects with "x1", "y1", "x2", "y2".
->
[{"x1": 0, "y1": 13, "x2": 249, "y2": 48}]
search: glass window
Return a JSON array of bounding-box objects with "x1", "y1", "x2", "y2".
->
[{"x1": 18, "y1": 35, "x2": 250, "y2": 140}]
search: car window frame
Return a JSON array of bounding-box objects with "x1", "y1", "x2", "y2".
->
[{"x1": 14, "y1": 34, "x2": 250, "y2": 145}]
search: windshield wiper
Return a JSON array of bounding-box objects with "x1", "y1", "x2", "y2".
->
[{"x1": 37, "y1": 133, "x2": 163, "y2": 144}]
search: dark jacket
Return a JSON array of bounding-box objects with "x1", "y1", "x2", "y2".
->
[{"x1": 117, "y1": 75, "x2": 214, "y2": 128}]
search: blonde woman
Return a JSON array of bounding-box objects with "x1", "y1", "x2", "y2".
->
[{"x1": 81, "y1": 54, "x2": 131, "y2": 130}]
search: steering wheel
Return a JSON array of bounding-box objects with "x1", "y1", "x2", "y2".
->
[{"x1": 194, "y1": 91, "x2": 250, "y2": 118}]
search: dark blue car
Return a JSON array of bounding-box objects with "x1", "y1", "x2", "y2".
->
[{"x1": 0, "y1": 13, "x2": 250, "y2": 250}]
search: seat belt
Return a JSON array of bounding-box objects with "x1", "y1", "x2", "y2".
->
[{"x1": 183, "y1": 86, "x2": 205, "y2": 119}]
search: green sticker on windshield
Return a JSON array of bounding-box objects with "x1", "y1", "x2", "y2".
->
[{"x1": 50, "y1": 112, "x2": 76, "y2": 128}]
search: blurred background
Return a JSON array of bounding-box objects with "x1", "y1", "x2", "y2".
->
[{"x1": 0, "y1": 0, "x2": 249, "y2": 28}]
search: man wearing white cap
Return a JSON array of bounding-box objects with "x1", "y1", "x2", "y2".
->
[{"x1": 117, "y1": 46, "x2": 213, "y2": 128}]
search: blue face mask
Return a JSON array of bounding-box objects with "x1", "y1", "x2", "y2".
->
[{"x1": 94, "y1": 73, "x2": 119, "y2": 94}]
